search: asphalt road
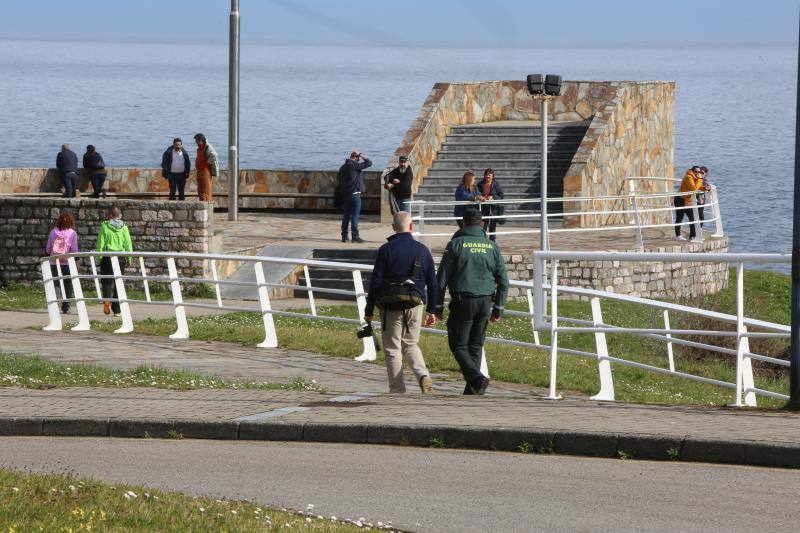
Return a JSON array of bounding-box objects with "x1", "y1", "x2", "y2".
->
[{"x1": 1, "y1": 437, "x2": 799, "y2": 532}]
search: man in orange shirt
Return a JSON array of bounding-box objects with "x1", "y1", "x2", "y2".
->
[{"x1": 194, "y1": 133, "x2": 219, "y2": 202}]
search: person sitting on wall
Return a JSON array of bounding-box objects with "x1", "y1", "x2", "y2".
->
[
  {"x1": 161, "y1": 138, "x2": 191, "y2": 201},
  {"x1": 453, "y1": 171, "x2": 484, "y2": 228},
  {"x1": 383, "y1": 155, "x2": 414, "y2": 214}
]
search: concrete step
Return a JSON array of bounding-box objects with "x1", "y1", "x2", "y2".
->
[
  {"x1": 450, "y1": 125, "x2": 588, "y2": 135},
  {"x1": 311, "y1": 248, "x2": 378, "y2": 262},
  {"x1": 435, "y1": 151, "x2": 577, "y2": 161},
  {"x1": 430, "y1": 160, "x2": 567, "y2": 170},
  {"x1": 425, "y1": 168, "x2": 567, "y2": 179},
  {"x1": 441, "y1": 142, "x2": 576, "y2": 151}
]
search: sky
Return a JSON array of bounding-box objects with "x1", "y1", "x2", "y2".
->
[{"x1": 0, "y1": 0, "x2": 798, "y2": 47}]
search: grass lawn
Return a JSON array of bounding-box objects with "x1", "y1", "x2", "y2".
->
[
  {"x1": 0, "y1": 353, "x2": 324, "y2": 392},
  {"x1": 0, "y1": 468, "x2": 378, "y2": 531}
]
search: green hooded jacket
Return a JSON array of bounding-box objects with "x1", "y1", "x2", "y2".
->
[
  {"x1": 435, "y1": 224, "x2": 509, "y2": 316},
  {"x1": 96, "y1": 219, "x2": 133, "y2": 259}
]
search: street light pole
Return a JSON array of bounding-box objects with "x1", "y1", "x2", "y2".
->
[
  {"x1": 788, "y1": 12, "x2": 800, "y2": 409},
  {"x1": 227, "y1": 0, "x2": 240, "y2": 221},
  {"x1": 540, "y1": 97, "x2": 549, "y2": 252}
]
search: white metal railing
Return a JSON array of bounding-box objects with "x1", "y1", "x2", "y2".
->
[
  {"x1": 531, "y1": 251, "x2": 790, "y2": 406},
  {"x1": 410, "y1": 177, "x2": 722, "y2": 250},
  {"x1": 41, "y1": 249, "x2": 788, "y2": 407}
]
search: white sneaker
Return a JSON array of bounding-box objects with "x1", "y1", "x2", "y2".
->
[{"x1": 675, "y1": 235, "x2": 687, "y2": 241}]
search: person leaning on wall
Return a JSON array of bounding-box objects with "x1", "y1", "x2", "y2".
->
[{"x1": 82, "y1": 145, "x2": 107, "y2": 198}]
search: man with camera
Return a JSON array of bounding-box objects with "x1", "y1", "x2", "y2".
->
[
  {"x1": 383, "y1": 155, "x2": 414, "y2": 214},
  {"x1": 336, "y1": 150, "x2": 372, "y2": 243},
  {"x1": 364, "y1": 211, "x2": 438, "y2": 394},
  {"x1": 435, "y1": 208, "x2": 509, "y2": 395}
]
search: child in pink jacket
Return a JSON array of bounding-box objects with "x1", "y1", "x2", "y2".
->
[{"x1": 45, "y1": 211, "x2": 79, "y2": 313}]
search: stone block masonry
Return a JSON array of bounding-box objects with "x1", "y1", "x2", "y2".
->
[{"x1": 0, "y1": 197, "x2": 212, "y2": 284}]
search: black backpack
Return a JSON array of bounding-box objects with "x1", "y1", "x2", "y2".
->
[{"x1": 376, "y1": 243, "x2": 424, "y2": 311}]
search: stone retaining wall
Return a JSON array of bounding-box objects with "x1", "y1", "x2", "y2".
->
[
  {"x1": 503, "y1": 236, "x2": 729, "y2": 301},
  {"x1": 0, "y1": 197, "x2": 213, "y2": 284},
  {"x1": 0, "y1": 168, "x2": 382, "y2": 212}
]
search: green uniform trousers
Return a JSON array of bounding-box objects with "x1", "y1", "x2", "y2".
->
[{"x1": 446, "y1": 294, "x2": 492, "y2": 384}]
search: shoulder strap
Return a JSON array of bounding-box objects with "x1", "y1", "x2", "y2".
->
[{"x1": 409, "y1": 242, "x2": 422, "y2": 279}]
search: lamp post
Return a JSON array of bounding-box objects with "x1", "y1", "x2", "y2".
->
[
  {"x1": 228, "y1": 0, "x2": 240, "y2": 221},
  {"x1": 527, "y1": 74, "x2": 562, "y2": 252},
  {"x1": 788, "y1": 13, "x2": 800, "y2": 409}
]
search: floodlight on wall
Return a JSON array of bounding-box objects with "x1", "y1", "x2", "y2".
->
[
  {"x1": 526, "y1": 74, "x2": 544, "y2": 95},
  {"x1": 545, "y1": 74, "x2": 562, "y2": 96}
]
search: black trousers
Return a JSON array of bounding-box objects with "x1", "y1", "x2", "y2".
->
[
  {"x1": 90, "y1": 173, "x2": 105, "y2": 197},
  {"x1": 446, "y1": 294, "x2": 492, "y2": 384},
  {"x1": 100, "y1": 257, "x2": 124, "y2": 314},
  {"x1": 168, "y1": 172, "x2": 187, "y2": 200},
  {"x1": 673, "y1": 196, "x2": 696, "y2": 239},
  {"x1": 50, "y1": 263, "x2": 73, "y2": 312}
]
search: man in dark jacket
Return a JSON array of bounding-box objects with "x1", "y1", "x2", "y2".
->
[
  {"x1": 56, "y1": 144, "x2": 79, "y2": 198},
  {"x1": 161, "y1": 138, "x2": 191, "y2": 201},
  {"x1": 383, "y1": 155, "x2": 414, "y2": 214},
  {"x1": 82, "y1": 145, "x2": 107, "y2": 198},
  {"x1": 365, "y1": 211, "x2": 438, "y2": 394},
  {"x1": 436, "y1": 208, "x2": 509, "y2": 395},
  {"x1": 336, "y1": 150, "x2": 372, "y2": 243}
]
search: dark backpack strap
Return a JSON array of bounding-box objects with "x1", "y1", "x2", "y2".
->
[{"x1": 409, "y1": 242, "x2": 422, "y2": 281}]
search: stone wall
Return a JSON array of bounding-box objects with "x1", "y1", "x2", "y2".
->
[
  {"x1": 0, "y1": 197, "x2": 213, "y2": 284},
  {"x1": 503, "y1": 236, "x2": 729, "y2": 302},
  {"x1": 385, "y1": 80, "x2": 674, "y2": 225},
  {"x1": 563, "y1": 82, "x2": 675, "y2": 227},
  {"x1": 0, "y1": 168, "x2": 382, "y2": 212}
]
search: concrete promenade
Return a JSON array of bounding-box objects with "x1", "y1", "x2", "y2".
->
[{"x1": 2, "y1": 309, "x2": 800, "y2": 469}]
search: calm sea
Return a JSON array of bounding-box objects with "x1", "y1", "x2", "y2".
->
[{"x1": 0, "y1": 40, "x2": 796, "y2": 258}]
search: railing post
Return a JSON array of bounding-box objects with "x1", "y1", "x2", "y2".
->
[
  {"x1": 417, "y1": 201, "x2": 426, "y2": 245},
  {"x1": 210, "y1": 259, "x2": 223, "y2": 308},
  {"x1": 352, "y1": 269, "x2": 377, "y2": 362},
  {"x1": 111, "y1": 256, "x2": 133, "y2": 334},
  {"x1": 526, "y1": 288, "x2": 541, "y2": 345},
  {"x1": 628, "y1": 181, "x2": 644, "y2": 251},
  {"x1": 254, "y1": 261, "x2": 278, "y2": 348},
  {"x1": 68, "y1": 257, "x2": 90, "y2": 331},
  {"x1": 55, "y1": 260, "x2": 66, "y2": 305},
  {"x1": 663, "y1": 310, "x2": 675, "y2": 372},
  {"x1": 41, "y1": 260, "x2": 62, "y2": 331},
  {"x1": 546, "y1": 259, "x2": 561, "y2": 400},
  {"x1": 732, "y1": 262, "x2": 745, "y2": 406},
  {"x1": 167, "y1": 257, "x2": 189, "y2": 340},
  {"x1": 709, "y1": 185, "x2": 724, "y2": 238},
  {"x1": 139, "y1": 257, "x2": 151, "y2": 302},
  {"x1": 740, "y1": 325, "x2": 757, "y2": 407},
  {"x1": 691, "y1": 204, "x2": 704, "y2": 243},
  {"x1": 303, "y1": 265, "x2": 317, "y2": 316},
  {"x1": 589, "y1": 297, "x2": 615, "y2": 401},
  {"x1": 89, "y1": 256, "x2": 102, "y2": 299}
]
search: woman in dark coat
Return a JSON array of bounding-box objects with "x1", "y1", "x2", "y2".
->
[
  {"x1": 82, "y1": 145, "x2": 107, "y2": 198},
  {"x1": 453, "y1": 171, "x2": 483, "y2": 227},
  {"x1": 477, "y1": 167, "x2": 505, "y2": 242}
]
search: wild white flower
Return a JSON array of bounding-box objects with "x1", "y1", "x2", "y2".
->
[
  {"x1": 198, "y1": 507, "x2": 205, "y2": 512},
  {"x1": 11, "y1": 487, "x2": 19, "y2": 493},
  {"x1": 123, "y1": 490, "x2": 137, "y2": 499},
  {"x1": 231, "y1": 510, "x2": 237, "y2": 515},
  {"x1": 305, "y1": 517, "x2": 312, "y2": 523},
  {"x1": 68, "y1": 485, "x2": 76, "y2": 492}
]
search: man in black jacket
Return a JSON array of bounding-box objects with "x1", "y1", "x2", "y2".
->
[
  {"x1": 55, "y1": 144, "x2": 79, "y2": 198},
  {"x1": 383, "y1": 155, "x2": 414, "y2": 214},
  {"x1": 364, "y1": 211, "x2": 438, "y2": 393},
  {"x1": 336, "y1": 150, "x2": 372, "y2": 243},
  {"x1": 160, "y1": 138, "x2": 192, "y2": 201}
]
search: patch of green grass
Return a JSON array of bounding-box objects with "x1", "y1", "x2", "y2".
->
[
  {"x1": 429, "y1": 436, "x2": 446, "y2": 448},
  {"x1": 0, "y1": 467, "x2": 375, "y2": 531},
  {"x1": 517, "y1": 441, "x2": 535, "y2": 454},
  {"x1": 0, "y1": 353, "x2": 325, "y2": 392},
  {"x1": 0, "y1": 282, "x2": 46, "y2": 311}
]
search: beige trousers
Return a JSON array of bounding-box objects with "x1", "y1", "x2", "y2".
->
[{"x1": 381, "y1": 305, "x2": 429, "y2": 393}]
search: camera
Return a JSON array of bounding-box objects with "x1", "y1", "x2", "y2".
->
[{"x1": 356, "y1": 322, "x2": 381, "y2": 351}]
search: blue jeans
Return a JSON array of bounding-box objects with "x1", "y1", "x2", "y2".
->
[
  {"x1": 90, "y1": 174, "x2": 105, "y2": 197},
  {"x1": 396, "y1": 197, "x2": 412, "y2": 213},
  {"x1": 168, "y1": 172, "x2": 187, "y2": 200},
  {"x1": 341, "y1": 193, "x2": 362, "y2": 239},
  {"x1": 62, "y1": 172, "x2": 78, "y2": 198}
]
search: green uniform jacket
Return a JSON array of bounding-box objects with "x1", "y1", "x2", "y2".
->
[
  {"x1": 435, "y1": 224, "x2": 509, "y2": 316},
  {"x1": 95, "y1": 220, "x2": 133, "y2": 259}
]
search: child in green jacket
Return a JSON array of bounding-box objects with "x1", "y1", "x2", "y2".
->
[{"x1": 96, "y1": 206, "x2": 133, "y2": 317}]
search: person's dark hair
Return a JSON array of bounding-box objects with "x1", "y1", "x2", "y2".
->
[
  {"x1": 55, "y1": 211, "x2": 75, "y2": 230},
  {"x1": 173, "y1": 137, "x2": 182, "y2": 145},
  {"x1": 193, "y1": 133, "x2": 206, "y2": 143},
  {"x1": 483, "y1": 167, "x2": 495, "y2": 178},
  {"x1": 700, "y1": 166, "x2": 708, "y2": 173},
  {"x1": 86, "y1": 145, "x2": 95, "y2": 153}
]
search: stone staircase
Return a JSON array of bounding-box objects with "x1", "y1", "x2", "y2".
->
[
  {"x1": 296, "y1": 248, "x2": 378, "y2": 301},
  {"x1": 414, "y1": 121, "x2": 590, "y2": 224}
]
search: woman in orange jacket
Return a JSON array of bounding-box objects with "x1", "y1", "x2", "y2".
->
[{"x1": 674, "y1": 166, "x2": 706, "y2": 241}]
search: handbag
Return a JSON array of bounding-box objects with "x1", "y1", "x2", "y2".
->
[
  {"x1": 376, "y1": 243, "x2": 424, "y2": 310},
  {"x1": 495, "y1": 204, "x2": 507, "y2": 225}
]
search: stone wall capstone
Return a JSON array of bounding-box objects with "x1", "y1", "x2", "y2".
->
[{"x1": 0, "y1": 197, "x2": 212, "y2": 285}]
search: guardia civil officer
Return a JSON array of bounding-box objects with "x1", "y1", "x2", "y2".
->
[{"x1": 435, "y1": 208, "x2": 509, "y2": 395}]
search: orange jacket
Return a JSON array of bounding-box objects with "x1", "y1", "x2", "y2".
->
[{"x1": 678, "y1": 170, "x2": 704, "y2": 205}]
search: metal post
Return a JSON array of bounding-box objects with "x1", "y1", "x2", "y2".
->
[
  {"x1": 540, "y1": 98, "x2": 550, "y2": 251},
  {"x1": 227, "y1": 0, "x2": 240, "y2": 221},
  {"x1": 790, "y1": 13, "x2": 800, "y2": 409},
  {"x1": 417, "y1": 201, "x2": 426, "y2": 245}
]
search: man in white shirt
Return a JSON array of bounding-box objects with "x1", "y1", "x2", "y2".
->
[{"x1": 160, "y1": 138, "x2": 191, "y2": 201}]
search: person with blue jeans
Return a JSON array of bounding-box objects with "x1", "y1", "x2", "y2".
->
[
  {"x1": 384, "y1": 155, "x2": 414, "y2": 214},
  {"x1": 56, "y1": 144, "x2": 79, "y2": 198},
  {"x1": 160, "y1": 138, "x2": 191, "y2": 201},
  {"x1": 336, "y1": 150, "x2": 372, "y2": 243}
]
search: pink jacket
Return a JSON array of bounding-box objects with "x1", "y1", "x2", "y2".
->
[{"x1": 46, "y1": 228, "x2": 79, "y2": 265}]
